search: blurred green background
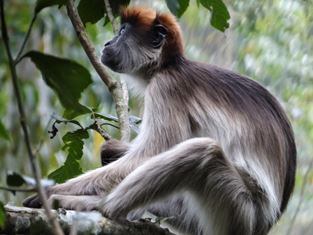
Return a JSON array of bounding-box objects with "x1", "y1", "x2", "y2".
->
[{"x1": 0, "y1": 0, "x2": 312, "y2": 234}]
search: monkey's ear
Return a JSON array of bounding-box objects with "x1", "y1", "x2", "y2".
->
[{"x1": 152, "y1": 24, "x2": 167, "y2": 49}]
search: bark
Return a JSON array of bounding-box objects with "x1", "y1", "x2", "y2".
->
[{"x1": 1, "y1": 206, "x2": 175, "y2": 235}]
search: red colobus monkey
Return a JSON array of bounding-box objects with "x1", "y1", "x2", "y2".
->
[{"x1": 24, "y1": 7, "x2": 296, "y2": 235}]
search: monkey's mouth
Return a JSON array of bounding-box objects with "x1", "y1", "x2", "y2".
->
[{"x1": 101, "y1": 51, "x2": 120, "y2": 72}]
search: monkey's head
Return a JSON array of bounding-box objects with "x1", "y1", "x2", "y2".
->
[{"x1": 101, "y1": 7, "x2": 184, "y2": 75}]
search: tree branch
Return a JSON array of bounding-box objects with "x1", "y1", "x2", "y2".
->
[
  {"x1": 1, "y1": 206, "x2": 175, "y2": 235},
  {"x1": 104, "y1": 0, "x2": 119, "y2": 33},
  {"x1": 14, "y1": 14, "x2": 37, "y2": 64},
  {"x1": 0, "y1": 1, "x2": 63, "y2": 235},
  {"x1": 66, "y1": 0, "x2": 130, "y2": 142},
  {"x1": 111, "y1": 81, "x2": 130, "y2": 142},
  {"x1": 86, "y1": 121, "x2": 112, "y2": 140}
]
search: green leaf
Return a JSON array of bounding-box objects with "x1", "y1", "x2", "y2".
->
[
  {"x1": 25, "y1": 51, "x2": 92, "y2": 119},
  {"x1": 47, "y1": 157, "x2": 83, "y2": 184},
  {"x1": 78, "y1": 0, "x2": 130, "y2": 25},
  {"x1": 35, "y1": 0, "x2": 67, "y2": 14},
  {"x1": 166, "y1": 0, "x2": 190, "y2": 17},
  {"x1": 48, "y1": 129, "x2": 89, "y2": 183},
  {"x1": 0, "y1": 120, "x2": 10, "y2": 141},
  {"x1": 63, "y1": 106, "x2": 91, "y2": 119},
  {"x1": 6, "y1": 172, "x2": 26, "y2": 187},
  {"x1": 78, "y1": 0, "x2": 105, "y2": 25},
  {"x1": 199, "y1": 0, "x2": 230, "y2": 32},
  {"x1": 62, "y1": 129, "x2": 89, "y2": 160},
  {"x1": 0, "y1": 201, "x2": 5, "y2": 229},
  {"x1": 62, "y1": 119, "x2": 84, "y2": 129}
]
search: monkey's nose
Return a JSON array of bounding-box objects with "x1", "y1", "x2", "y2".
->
[{"x1": 104, "y1": 40, "x2": 111, "y2": 47}]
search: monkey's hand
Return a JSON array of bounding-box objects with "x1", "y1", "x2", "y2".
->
[
  {"x1": 22, "y1": 187, "x2": 53, "y2": 208},
  {"x1": 23, "y1": 166, "x2": 120, "y2": 209},
  {"x1": 101, "y1": 139, "x2": 129, "y2": 166},
  {"x1": 23, "y1": 194, "x2": 41, "y2": 208},
  {"x1": 23, "y1": 184, "x2": 105, "y2": 209},
  {"x1": 23, "y1": 192, "x2": 103, "y2": 211}
]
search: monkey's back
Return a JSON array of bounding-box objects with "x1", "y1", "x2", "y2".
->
[{"x1": 162, "y1": 59, "x2": 296, "y2": 214}]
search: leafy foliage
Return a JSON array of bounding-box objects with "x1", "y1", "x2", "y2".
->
[
  {"x1": 78, "y1": 0, "x2": 130, "y2": 25},
  {"x1": 48, "y1": 129, "x2": 89, "y2": 183},
  {"x1": 0, "y1": 120, "x2": 9, "y2": 141},
  {"x1": 165, "y1": 0, "x2": 230, "y2": 31},
  {"x1": 165, "y1": 0, "x2": 190, "y2": 17},
  {"x1": 62, "y1": 129, "x2": 89, "y2": 160},
  {"x1": 48, "y1": 119, "x2": 83, "y2": 139},
  {"x1": 78, "y1": 0, "x2": 105, "y2": 25},
  {"x1": 0, "y1": 201, "x2": 5, "y2": 229},
  {"x1": 198, "y1": 0, "x2": 230, "y2": 32},
  {"x1": 6, "y1": 172, "x2": 26, "y2": 187},
  {"x1": 35, "y1": 0, "x2": 67, "y2": 14},
  {"x1": 25, "y1": 51, "x2": 92, "y2": 119}
]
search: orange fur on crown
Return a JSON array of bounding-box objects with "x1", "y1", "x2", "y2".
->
[
  {"x1": 121, "y1": 7, "x2": 157, "y2": 30},
  {"x1": 121, "y1": 7, "x2": 184, "y2": 55}
]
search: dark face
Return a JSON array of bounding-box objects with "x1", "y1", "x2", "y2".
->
[{"x1": 101, "y1": 23, "x2": 167, "y2": 74}]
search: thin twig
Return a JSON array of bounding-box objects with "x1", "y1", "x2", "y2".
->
[
  {"x1": 14, "y1": 14, "x2": 37, "y2": 64},
  {"x1": 0, "y1": 186, "x2": 36, "y2": 193},
  {"x1": 86, "y1": 121, "x2": 112, "y2": 140},
  {"x1": 34, "y1": 114, "x2": 55, "y2": 155},
  {"x1": 66, "y1": 0, "x2": 130, "y2": 142},
  {"x1": 103, "y1": 0, "x2": 118, "y2": 33},
  {"x1": 0, "y1": 2, "x2": 64, "y2": 235},
  {"x1": 286, "y1": 158, "x2": 313, "y2": 235},
  {"x1": 100, "y1": 122, "x2": 120, "y2": 129}
]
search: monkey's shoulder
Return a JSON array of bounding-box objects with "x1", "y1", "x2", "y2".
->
[
  {"x1": 189, "y1": 61, "x2": 265, "y2": 90},
  {"x1": 165, "y1": 60, "x2": 275, "y2": 102}
]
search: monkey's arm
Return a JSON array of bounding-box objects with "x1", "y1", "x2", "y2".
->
[
  {"x1": 23, "y1": 135, "x2": 153, "y2": 208},
  {"x1": 23, "y1": 134, "x2": 160, "y2": 208},
  {"x1": 23, "y1": 84, "x2": 190, "y2": 208}
]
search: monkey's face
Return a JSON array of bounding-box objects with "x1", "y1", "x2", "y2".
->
[{"x1": 101, "y1": 23, "x2": 167, "y2": 74}]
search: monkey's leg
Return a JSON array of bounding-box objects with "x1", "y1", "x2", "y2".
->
[{"x1": 103, "y1": 137, "x2": 271, "y2": 235}]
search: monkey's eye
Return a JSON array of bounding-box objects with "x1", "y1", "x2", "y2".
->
[
  {"x1": 119, "y1": 26, "x2": 126, "y2": 36},
  {"x1": 152, "y1": 24, "x2": 167, "y2": 49}
]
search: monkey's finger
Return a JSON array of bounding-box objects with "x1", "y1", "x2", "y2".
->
[
  {"x1": 100, "y1": 205, "x2": 112, "y2": 219},
  {"x1": 23, "y1": 194, "x2": 42, "y2": 208}
]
